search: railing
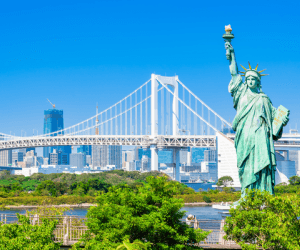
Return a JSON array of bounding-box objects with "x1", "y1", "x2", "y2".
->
[
  {"x1": 0, "y1": 214, "x2": 237, "y2": 247},
  {"x1": 188, "y1": 219, "x2": 237, "y2": 246},
  {"x1": 0, "y1": 214, "x2": 88, "y2": 245}
]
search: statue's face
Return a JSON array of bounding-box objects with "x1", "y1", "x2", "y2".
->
[{"x1": 246, "y1": 76, "x2": 259, "y2": 89}]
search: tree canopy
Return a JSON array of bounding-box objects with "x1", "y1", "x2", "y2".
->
[
  {"x1": 289, "y1": 175, "x2": 300, "y2": 185},
  {"x1": 75, "y1": 176, "x2": 209, "y2": 249},
  {"x1": 216, "y1": 176, "x2": 233, "y2": 187},
  {"x1": 224, "y1": 189, "x2": 300, "y2": 250}
]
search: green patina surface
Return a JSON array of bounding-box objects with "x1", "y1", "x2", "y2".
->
[{"x1": 223, "y1": 25, "x2": 289, "y2": 196}]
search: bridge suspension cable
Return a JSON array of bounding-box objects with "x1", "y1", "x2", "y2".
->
[{"x1": 1, "y1": 74, "x2": 233, "y2": 141}]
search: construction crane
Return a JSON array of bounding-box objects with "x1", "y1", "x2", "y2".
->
[{"x1": 47, "y1": 99, "x2": 56, "y2": 109}]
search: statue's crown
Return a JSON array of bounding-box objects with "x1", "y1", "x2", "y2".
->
[{"x1": 240, "y1": 62, "x2": 268, "y2": 78}]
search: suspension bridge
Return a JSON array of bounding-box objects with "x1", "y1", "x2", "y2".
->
[{"x1": 1, "y1": 74, "x2": 299, "y2": 185}]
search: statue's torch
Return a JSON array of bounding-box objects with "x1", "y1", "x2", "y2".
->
[{"x1": 223, "y1": 25, "x2": 234, "y2": 60}]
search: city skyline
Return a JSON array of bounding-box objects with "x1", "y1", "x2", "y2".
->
[{"x1": 0, "y1": 1, "x2": 300, "y2": 138}]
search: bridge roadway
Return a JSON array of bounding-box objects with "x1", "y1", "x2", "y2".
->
[
  {"x1": 0, "y1": 133, "x2": 299, "y2": 151},
  {"x1": 0, "y1": 135, "x2": 217, "y2": 151}
]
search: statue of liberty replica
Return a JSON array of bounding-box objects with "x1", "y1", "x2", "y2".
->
[{"x1": 223, "y1": 25, "x2": 290, "y2": 196}]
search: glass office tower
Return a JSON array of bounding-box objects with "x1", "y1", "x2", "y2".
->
[
  {"x1": 77, "y1": 145, "x2": 92, "y2": 155},
  {"x1": 43, "y1": 109, "x2": 71, "y2": 162}
]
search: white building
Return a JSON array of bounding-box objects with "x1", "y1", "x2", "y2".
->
[
  {"x1": 141, "y1": 155, "x2": 150, "y2": 171},
  {"x1": 216, "y1": 132, "x2": 298, "y2": 187},
  {"x1": 14, "y1": 165, "x2": 91, "y2": 176},
  {"x1": 216, "y1": 132, "x2": 241, "y2": 187},
  {"x1": 49, "y1": 149, "x2": 58, "y2": 165}
]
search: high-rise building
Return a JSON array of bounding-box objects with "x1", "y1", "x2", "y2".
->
[
  {"x1": 86, "y1": 155, "x2": 92, "y2": 166},
  {"x1": 222, "y1": 127, "x2": 235, "y2": 135},
  {"x1": 19, "y1": 148, "x2": 36, "y2": 155},
  {"x1": 92, "y1": 145, "x2": 101, "y2": 168},
  {"x1": 49, "y1": 149, "x2": 58, "y2": 165},
  {"x1": 77, "y1": 145, "x2": 92, "y2": 156},
  {"x1": 158, "y1": 150, "x2": 173, "y2": 163},
  {"x1": 141, "y1": 155, "x2": 150, "y2": 171},
  {"x1": 204, "y1": 149, "x2": 217, "y2": 162},
  {"x1": 123, "y1": 151, "x2": 134, "y2": 162},
  {"x1": 134, "y1": 147, "x2": 141, "y2": 161},
  {"x1": 12, "y1": 151, "x2": 24, "y2": 165},
  {"x1": 289, "y1": 150, "x2": 300, "y2": 176},
  {"x1": 93, "y1": 145, "x2": 122, "y2": 169},
  {"x1": 191, "y1": 148, "x2": 208, "y2": 163},
  {"x1": 0, "y1": 150, "x2": 12, "y2": 166},
  {"x1": 58, "y1": 151, "x2": 69, "y2": 165},
  {"x1": 70, "y1": 153, "x2": 86, "y2": 168},
  {"x1": 43, "y1": 108, "x2": 71, "y2": 161},
  {"x1": 138, "y1": 148, "x2": 151, "y2": 160}
]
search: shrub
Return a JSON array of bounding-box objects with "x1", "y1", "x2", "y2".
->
[
  {"x1": 224, "y1": 189, "x2": 300, "y2": 250},
  {"x1": 0, "y1": 214, "x2": 61, "y2": 249},
  {"x1": 203, "y1": 195, "x2": 211, "y2": 203}
]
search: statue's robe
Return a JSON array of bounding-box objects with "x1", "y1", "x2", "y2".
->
[{"x1": 229, "y1": 75, "x2": 282, "y2": 195}]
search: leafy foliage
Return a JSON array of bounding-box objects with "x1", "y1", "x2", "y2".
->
[
  {"x1": 175, "y1": 191, "x2": 241, "y2": 203},
  {"x1": 0, "y1": 214, "x2": 60, "y2": 249},
  {"x1": 203, "y1": 195, "x2": 211, "y2": 203},
  {"x1": 216, "y1": 176, "x2": 233, "y2": 187},
  {"x1": 0, "y1": 170, "x2": 167, "y2": 198},
  {"x1": 289, "y1": 175, "x2": 300, "y2": 185},
  {"x1": 274, "y1": 175, "x2": 300, "y2": 194},
  {"x1": 75, "y1": 176, "x2": 209, "y2": 249},
  {"x1": 0, "y1": 195, "x2": 95, "y2": 206},
  {"x1": 116, "y1": 239, "x2": 149, "y2": 250},
  {"x1": 224, "y1": 189, "x2": 300, "y2": 250}
]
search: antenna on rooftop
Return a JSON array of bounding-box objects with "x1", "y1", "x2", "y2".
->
[{"x1": 47, "y1": 99, "x2": 56, "y2": 109}]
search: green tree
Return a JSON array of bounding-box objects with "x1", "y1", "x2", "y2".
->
[
  {"x1": 216, "y1": 176, "x2": 233, "y2": 187},
  {"x1": 0, "y1": 214, "x2": 60, "y2": 249},
  {"x1": 203, "y1": 195, "x2": 211, "y2": 203},
  {"x1": 289, "y1": 175, "x2": 300, "y2": 185},
  {"x1": 35, "y1": 180, "x2": 57, "y2": 196},
  {"x1": 75, "y1": 176, "x2": 209, "y2": 249},
  {"x1": 222, "y1": 187, "x2": 235, "y2": 193},
  {"x1": 224, "y1": 189, "x2": 300, "y2": 250},
  {"x1": 116, "y1": 239, "x2": 149, "y2": 250}
]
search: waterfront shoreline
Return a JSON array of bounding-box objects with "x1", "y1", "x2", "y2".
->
[
  {"x1": 184, "y1": 202, "x2": 232, "y2": 206},
  {"x1": 3, "y1": 202, "x2": 233, "y2": 209},
  {"x1": 4, "y1": 203, "x2": 96, "y2": 209}
]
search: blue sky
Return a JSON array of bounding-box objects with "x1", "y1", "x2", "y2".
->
[{"x1": 1, "y1": 0, "x2": 300, "y2": 138}]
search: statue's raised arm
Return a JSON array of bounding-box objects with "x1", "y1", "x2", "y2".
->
[
  {"x1": 223, "y1": 25, "x2": 238, "y2": 78},
  {"x1": 226, "y1": 42, "x2": 238, "y2": 77}
]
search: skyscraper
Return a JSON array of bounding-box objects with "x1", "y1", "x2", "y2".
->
[
  {"x1": 43, "y1": 108, "x2": 71, "y2": 161},
  {"x1": 0, "y1": 150, "x2": 12, "y2": 166},
  {"x1": 204, "y1": 149, "x2": 217, "y2": 162},
  {"x1": 70, "y1": 153, "x2": 86, "y2": 168},
  {"x1": 77, "y1": 145, "x2": 92, "y2": 155},
  {"x1": 93, "y1": 145, "x2": 122, "y2": 169},
  {"x1": 191, "y1": 148, "x2": 208, "y2": 163},
  {"x1": 0, "y1": 135, "x2": 12, "y2": 166}
]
